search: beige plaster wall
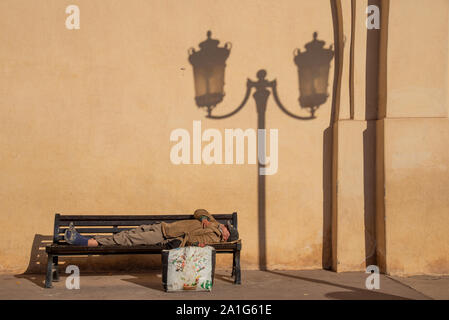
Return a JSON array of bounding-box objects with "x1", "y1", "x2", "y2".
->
[
  {"x1": 1, "y1": 0, "x2": 449, "y2": 277},
  {"x1": 0, "y1": 0, "x2": 336, "y2": 273},
  {"x1": 377, "y1": 0, "x2": 449, "y2": 276},
  {"x1": 386, "y1": 0, "x2": 449, "y2": 118},
  {"x1": 381, "y1": 118, "x2": 449, "y2": 276}
]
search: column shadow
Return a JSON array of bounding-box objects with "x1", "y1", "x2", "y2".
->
[{"x1": 265, "y1": 271, "x2": 412, "y2": 300}]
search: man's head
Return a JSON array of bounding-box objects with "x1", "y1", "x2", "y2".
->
[{"x1": 219, "y1": 221, "x2": 239, "y2": 242}]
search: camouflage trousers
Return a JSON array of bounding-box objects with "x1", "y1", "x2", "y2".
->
[{"x1": 94, "y1": 223, "x2": 169, "y2": 246}]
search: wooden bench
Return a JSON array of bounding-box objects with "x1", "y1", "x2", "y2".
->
[{"x1": 45, "y1": 213, "x2": 242, "y2": 288}]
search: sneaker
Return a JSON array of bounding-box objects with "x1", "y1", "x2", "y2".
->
[{"x1": 64, "y1": 222, "x2": 78, "y2": 244}]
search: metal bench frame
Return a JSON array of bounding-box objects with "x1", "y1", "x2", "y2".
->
[{"x1": 45, "y1": 213, "x2": 242, "y2": 288}]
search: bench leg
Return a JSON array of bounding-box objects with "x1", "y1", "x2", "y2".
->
[
  {"x1": 45, "y1": 254, "x2": 53, "y2": 288},
  {"x1": 52, "y1": 255, "x2": 60, "y2": 282},
  {"x1": 233, "y1": 249, "x2": 241, "y2": 285}
]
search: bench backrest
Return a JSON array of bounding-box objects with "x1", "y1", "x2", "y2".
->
[{"x1": 53, "y1": 213, "x2": 238, "y2": 244}]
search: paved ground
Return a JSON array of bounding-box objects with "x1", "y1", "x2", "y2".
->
[{"x1": 2, "y1": 270, "x2": 448, "y2": 300}]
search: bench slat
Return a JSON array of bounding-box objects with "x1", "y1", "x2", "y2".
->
[
  {"x1": 57, "y1": 220, "x2": 163, "y2": 227},
  {"x1": 57, "y1": 214, "x2": 233, "y2": 222},
  {"x1": 57, "y1": 219, "x2": 233, "y2": 227},
  {"x1": 58, "y1": 228, "x2": 135, "y2": 234},
  {"x1": 58, "y1": 222, "x2": 232, "y2": 234},
  {"x1": 46, "y1": 240, "x2": 241, "y2": 254}
]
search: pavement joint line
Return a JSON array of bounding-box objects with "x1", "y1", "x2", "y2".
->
[{"x1": 385, "y1": 275, "x2": 433, "y2": 300}]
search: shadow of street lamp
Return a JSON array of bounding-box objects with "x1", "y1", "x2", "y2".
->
[
  {"x1": 188, "y1": 31, "x2": 231, "y2": 117},
  {"x1": 294, "y1": 32, "x2": 335, "y2": 118},
  {"x1": 188, "y1": 31, "x2": 334, "y2": 271}
]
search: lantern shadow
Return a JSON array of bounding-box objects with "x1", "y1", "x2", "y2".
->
[
  {"x1": 294, "y1": 32, "x2": 334, "y2": 118},
  {"x1": 188, "y1": 31, "x2": 231, "y2": 116}
]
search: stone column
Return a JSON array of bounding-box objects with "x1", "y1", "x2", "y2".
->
[{"x1": 331, "y1": 0, "x2": 381, "y2": 272}]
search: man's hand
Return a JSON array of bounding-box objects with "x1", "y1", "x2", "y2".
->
[{"x1": 202, "y1": 219, "x2": 211, "y2": 228}]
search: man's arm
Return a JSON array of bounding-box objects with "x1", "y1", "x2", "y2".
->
[
  {"x1": 193, "y1": 209, "x2": 218, "y2": 224},
  {"x1": 186, "y1": 232, "x2": 220, "y2": 247}
]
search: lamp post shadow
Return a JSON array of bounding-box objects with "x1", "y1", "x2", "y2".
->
[{"x1": 188, "y1": 32, "x2": 333, "y2": 271}]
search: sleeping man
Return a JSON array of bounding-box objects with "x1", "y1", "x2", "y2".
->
[{"x1": 64, "y1": 209, "x2": 239, "y2": 248}]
